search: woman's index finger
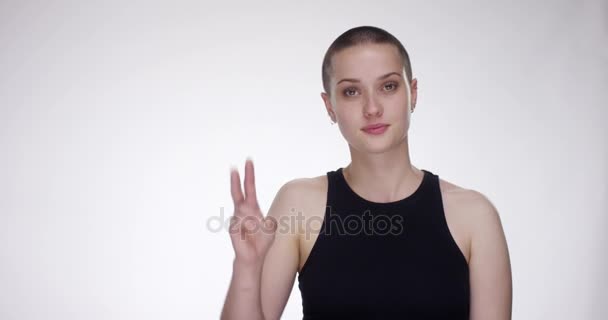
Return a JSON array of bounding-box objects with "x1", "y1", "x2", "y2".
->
[
  {"x1": 230, "y1": 167, "x2": 244, "y2": 204},
  {"x1": 244, "y1": 158, "x2": 259, "y2": 206}
]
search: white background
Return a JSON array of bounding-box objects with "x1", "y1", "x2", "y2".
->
[{"x1": 1, "y1": 0, "x2": 606, "y2": 319}]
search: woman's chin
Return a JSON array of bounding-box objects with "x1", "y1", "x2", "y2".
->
[{"x1": 350, "y1": 139, "x2": 399, "y2": 154}]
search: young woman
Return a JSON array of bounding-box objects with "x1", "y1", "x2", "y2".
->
[{"x1": 221, "y1": 26, "x2": 512, "y2": 320}]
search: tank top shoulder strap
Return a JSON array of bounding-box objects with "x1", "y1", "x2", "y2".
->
[
  {"x1": 325, "y1": 168, "x2": 351, "y2": 207},
  {"x1": 410, "y1": 168, "x2": 445, "y2": 223}
]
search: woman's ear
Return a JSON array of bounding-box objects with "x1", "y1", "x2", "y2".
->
[
  {"x1": 321, "y1": 92, "x2": 337, "y2": 122},
  {"x1": 410, "y1": 78, "x2": 418, "y2": 112}
]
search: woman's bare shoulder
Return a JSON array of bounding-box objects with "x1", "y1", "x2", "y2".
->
[
  {"x1": 279, "y1": 174, "x2": 328, "y2": 205},
  {"x1": 270, "y1": 173, "x2": 328, "y2": 214},
  {"x1": 437, "y1": 175, "x2": 502, "y2": 265},
  {"x1": 438, "y1": 176, "x2": 502, "y2": 242},
  {"x1": 438, "y1": 176, "x2": 496, "y2": 213}
]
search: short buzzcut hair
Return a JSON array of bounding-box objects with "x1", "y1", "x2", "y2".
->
[{"x1": 321, "y1": 26, "x2": 413, "y2": 96}]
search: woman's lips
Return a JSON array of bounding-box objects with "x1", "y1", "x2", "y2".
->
[{"x1": 362, "y1": 124, "x2": 389, "y2": 135}]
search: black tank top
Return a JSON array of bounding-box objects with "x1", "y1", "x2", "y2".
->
[{"x1": 297, "y1": 167, "x2": 470, "y2": 319}]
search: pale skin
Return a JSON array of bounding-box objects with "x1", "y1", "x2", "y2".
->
[{"x1": 221, "y1": 43, "x2": 512, "y2": 319}]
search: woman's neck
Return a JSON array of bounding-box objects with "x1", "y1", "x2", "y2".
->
[{"x1": 343, "y1": 140, "x2": 423, "y2": 203}]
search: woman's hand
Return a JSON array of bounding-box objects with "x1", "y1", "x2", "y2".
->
[{"x1": 229, "y1": 158, "x2": 278, "y2": 267}]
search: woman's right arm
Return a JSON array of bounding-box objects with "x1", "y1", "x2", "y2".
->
[{"x1": 220, "y1": 159, "x2": 300, "y2": 320}]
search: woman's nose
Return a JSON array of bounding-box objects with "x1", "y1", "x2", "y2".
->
[{"x1": 363, "y1": 94, "x2": 383, "y2": 118}]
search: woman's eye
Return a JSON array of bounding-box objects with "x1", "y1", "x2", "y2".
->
[
  {"x1": 384, "y1": 83, "x2": 398, "y2": 91},
  {"x1": 343, "y1": 83, "x2": 397, "y2": 96},
  {"x1": 344, "y1": 88, "x2": 357, "y2": 96}
]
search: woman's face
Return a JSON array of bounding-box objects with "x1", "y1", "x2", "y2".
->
[{"x1": 322, "y1": 43, "x2": 417, "y2": 154}]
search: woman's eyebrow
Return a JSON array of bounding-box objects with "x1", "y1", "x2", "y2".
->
[{"x1": 336, "y1": 72, "x2": 402, "y2": 85}]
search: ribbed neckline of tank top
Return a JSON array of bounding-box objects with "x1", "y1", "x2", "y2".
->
[{"x1": 335, "y1": 167, "x2": 430, "y2": 207}]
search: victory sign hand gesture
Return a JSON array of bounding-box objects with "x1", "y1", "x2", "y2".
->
[{"x1": 229, "y1": 159, "x2": 278, "y2": 266}]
